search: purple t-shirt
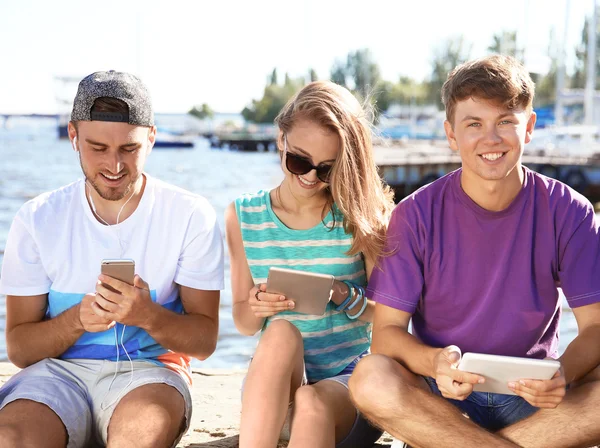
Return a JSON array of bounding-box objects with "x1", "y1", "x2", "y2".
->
[{"x1": 368, "y1": 167, "x2": 600, "y2": 359}]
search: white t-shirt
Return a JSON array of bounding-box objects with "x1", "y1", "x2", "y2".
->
[{"x1": 0, "y1": 174, "x2": 224, "y2": 378}]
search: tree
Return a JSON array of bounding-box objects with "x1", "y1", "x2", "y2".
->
[
  {"x1": 309, "y1": 68, "x2": 318, "y2": 83},
  {"x1": 346, "y1": 49, "x2": 381, "y2": 99},
  {"x1": 488, "y1": 31, "x2": 520, "y2": 58},
  {"x1": 571, "y1": 12, "x2": 600, "y2": 90},
  {"x1": 269, "y1": 68, "x2": 278, "y2": 86},
  {"x1": 330, "y1": 59, "x2": 347, "y2": 87},
  {"x1": 427, "y1": 36, "x2": 471, "y2": 108},
  {"x1": 188, "y1": 103, "x2": 214, "y2": 120},
  {"x1": 241, "y1": 74, "x2": 305, "y2": 123},
  {"x1": 534, "y1": 29, "x2": 559, "y2": 107}
]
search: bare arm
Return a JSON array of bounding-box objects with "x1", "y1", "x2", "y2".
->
[
  {"x1": 6, "y1": 294, "x2": 84, "y2": 368},
  {"x1": 371, "y1": 303, "x2": 483, "y2": 400},
  {"x1": 371, "y1": 303, "x2": 441, "y2": 377},
  {"x1": 330, "y1": 256, "x2": 375, "y2": 322},
  {"x1": 94, "y1": 275, "x2": 220, "y2": 361},
  {"x1": 225, "y1": 202, "x2": 267, "y2": 336},
  {"x1": 559, "y1": 301, "x2": 600, "y2": 384},
  {"x1": 141, "y1": 286, "x2": 220, "y2": 361}
]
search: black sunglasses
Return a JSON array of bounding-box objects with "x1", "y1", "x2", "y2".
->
[{"x1": 284, "y1": 137, "x2": 334, "y2": 183}]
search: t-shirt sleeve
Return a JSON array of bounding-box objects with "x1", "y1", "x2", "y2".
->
[
  {"x1": 174, "y1": 198, "x2": 224, "y2": 291},
  {"x1": 558, "y1": 203, "x2": 600, "y2": 308},
  {"x1": 0, "y1": 208, "x2": 51, "y2": 296},
  {"x1": 366, "y1": 203, "x2": 424, "y2": 313}
]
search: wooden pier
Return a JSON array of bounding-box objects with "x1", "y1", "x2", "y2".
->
[{"x1": 374, "y1": 143, "x2": 600, "y2": 203}]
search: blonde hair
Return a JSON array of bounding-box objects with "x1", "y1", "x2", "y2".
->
[{"x1": 275, "y1": 81, "x2": 395, "y2": 263}]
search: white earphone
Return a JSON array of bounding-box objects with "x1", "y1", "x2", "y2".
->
[{"x1": 72, "y1": 136, "x2": 78, "y2": 152}]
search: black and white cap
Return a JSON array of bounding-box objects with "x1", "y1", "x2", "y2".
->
[{"x1": 70, "y1": 70, "x2": 154, "y2": 126}]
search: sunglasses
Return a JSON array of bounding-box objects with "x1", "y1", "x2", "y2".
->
[{"x1": 284, "y1": 136, "x2": 334, "y2": 183}]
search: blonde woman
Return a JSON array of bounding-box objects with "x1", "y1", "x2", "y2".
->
[{"x1": 225, "y1": 81, "x2": 394, "y2": 448}]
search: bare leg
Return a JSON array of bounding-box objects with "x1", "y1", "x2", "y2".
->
[
  {"x1": 106, "y1": 383, "x2": 186, "y2": 448},
  {"x1": 0, "y1": 399, "x2": 67, "y2": 448},
  {"x1": 499, "y1": 366, "x2": 600, "y2": 448},
  {"x1": 287, "y1": 380, "x2": 357, "y2": 448},
  {"x1": 239, "y1": 320, "x2": 306, "y2": 448},
  {"x1": 349, "y1": 354, "x2": 517, "y2": 448}
]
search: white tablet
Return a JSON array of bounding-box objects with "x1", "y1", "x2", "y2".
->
[
  {"x1": 266, "y1": 267, "x2": 335, "y2": 315},
  {"x1": 457, "y1": 352, "x2": 561, "y2": 396}
]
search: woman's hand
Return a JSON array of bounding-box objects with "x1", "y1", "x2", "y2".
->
[{"x1": 249, "y1": 283, "x2": 295, "y2": 318}]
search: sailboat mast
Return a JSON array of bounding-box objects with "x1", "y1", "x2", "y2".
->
[{"x1": 584, "y1": 0, "x2": 597, "y2": 126}]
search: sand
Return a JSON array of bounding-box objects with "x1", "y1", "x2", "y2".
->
[{"x1": 0, "y1": 363, "x2": 394, "y2": 447}]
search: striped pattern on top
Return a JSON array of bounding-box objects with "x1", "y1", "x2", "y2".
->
[{"x1": 235, "y1": 190, "x2": 371, "y2": 382}]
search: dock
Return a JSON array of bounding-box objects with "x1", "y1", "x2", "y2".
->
[{"x1": 373, "y1": 142, "x2": 600, "y2": 203}]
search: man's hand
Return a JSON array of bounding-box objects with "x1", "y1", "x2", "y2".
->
[
  {"x1": 93, "y1": 274, "x2": 157, "y2": 328},
  {"x1": 508, "y1": 365, "x2": 567, "y2": 408},
  {"x1": 433, "y1": 345, "x2": 485, "y2": 401},
  {"x1": 79, "y1": 293, "x2": 116, "y2": 332}
]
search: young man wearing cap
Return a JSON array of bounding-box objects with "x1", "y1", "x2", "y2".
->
[
  {"x1": 0, "y1": 71, "x2": 224, "y2": 448},
  {"x1": 349, "y1": 55, "x2": 600, "y2": 447}
]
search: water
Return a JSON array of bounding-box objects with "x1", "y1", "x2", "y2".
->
[
  {"x1": 0, "y1": 122, "x2": 282, "y2": 369},
  {"x1": 0, "y1": 121, "x2": 590, "y2": 369}
]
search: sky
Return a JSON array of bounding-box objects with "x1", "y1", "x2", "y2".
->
[{"x1": 0, "y1": 0, "x2": 594, "y2": 114}]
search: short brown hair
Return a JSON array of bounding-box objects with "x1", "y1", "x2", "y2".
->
[
  {"x1": 441, "y1": 55, "x2": 535, "y2": 125},
  {"x1": 71, "y1": 97, "x2": 130, "y2": 130}
]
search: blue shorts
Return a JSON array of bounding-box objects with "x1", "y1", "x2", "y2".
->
[{"x1": 424, "y1": 376, "x2": 538, "y2": 431}]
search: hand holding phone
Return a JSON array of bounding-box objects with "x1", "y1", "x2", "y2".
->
[
  {"x1": 79, "y1": 293, "x2": 116, "y2": 333},
  {"x1": 94, "y1": 260, "x2": 155, "y2": 327},
  {"x1": 100, "y1": 259, "x2": 135, "y2": 294}
]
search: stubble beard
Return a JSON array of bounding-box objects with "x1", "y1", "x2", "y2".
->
[{"x1": 80, "y1": 161, "x2": 138, "y2": 202}]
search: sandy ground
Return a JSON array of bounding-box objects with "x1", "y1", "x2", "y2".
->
[{"x1": 0, "y1": 363, "x2": 395, "y2": 447}]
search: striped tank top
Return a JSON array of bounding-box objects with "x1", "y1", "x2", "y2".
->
[{"x1": 235, "y1": 189, "x2": 371, "y2": 382}]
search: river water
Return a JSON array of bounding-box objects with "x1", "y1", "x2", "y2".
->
[{"x1": 0, "y1": 119, "x2": 587, "y2": 368}]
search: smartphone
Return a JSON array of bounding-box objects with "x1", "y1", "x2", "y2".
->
[
  {"x1": 266, "y1": 267, "x2": 335, "y2": 315},
  {"x1": 100, "y1": 259, "x2": 135, "y2": 291}
]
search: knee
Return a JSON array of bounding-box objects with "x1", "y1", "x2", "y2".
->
[
  {"x1": 293, "y1": 386, "x2": 332, "y2": 421},
  {"x1": 349, "y1": 354, "x2": 414, "y2": 416},
  {"x1": 257, "y1": 319, "x2": 303, "y2": 354},
  {"x1": 0, "y1": 424, "x2": 25, "y2": 447},
  {"x1": 109, "y1": 402, "x2": 184, "y2": 447}
]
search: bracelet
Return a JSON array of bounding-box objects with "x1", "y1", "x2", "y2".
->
[
  {"x1": 335, "y1": 281, "x2": 355, "y2": 311},
  {"x1": 346, "y1": 294, "x2": 368, "y2": 320},
  {"x1": 346, "y1": 284, "x2": 364, "y2": 311}
]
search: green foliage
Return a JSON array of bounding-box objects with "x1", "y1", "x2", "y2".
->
[
  {"x1": 534, "y1": 29, "x2": 559, "y2": 107},
  {"x1": 188, "y1": 103, "x2": 214, "y2": 120},
  {"x1": 242, "y1": 74, "x2": 305, "y2": 123},
  {"x1": 243, "y1": 27, "x2": 580, "y2": 123},
  {"x1": 571, "y1": 13, "x2": 600, "y2": 89},
  {"x1": 346, "y1": 49, "x2": 381, "y2": 98},
  {"x1": 269, "y1": 68, "x2": 278, "y2": 86},
  {"x1": 427, "y1": 36, "x2": 471, "y2": 108},
  {"x1": 330, "y1": 59, "x2": 348, "y2": 87},
  {"x1": 488, "y1": 31, "x2": 521, "y2": 58},
  {"x1": 372, "y1": 78, "x2": 428, "y2": 116}
]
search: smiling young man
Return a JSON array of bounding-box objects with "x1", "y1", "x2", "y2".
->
[
  {"x1": 0, "y1": 71, "x2": 224, "y2": 448},
  {"x1": 348, "y1": 55, "x2": 600, "y2": 447}
]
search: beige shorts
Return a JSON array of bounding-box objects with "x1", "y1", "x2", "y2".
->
[{"x1": 0, "y1": 358, "x2": 192, "y2": 448}]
